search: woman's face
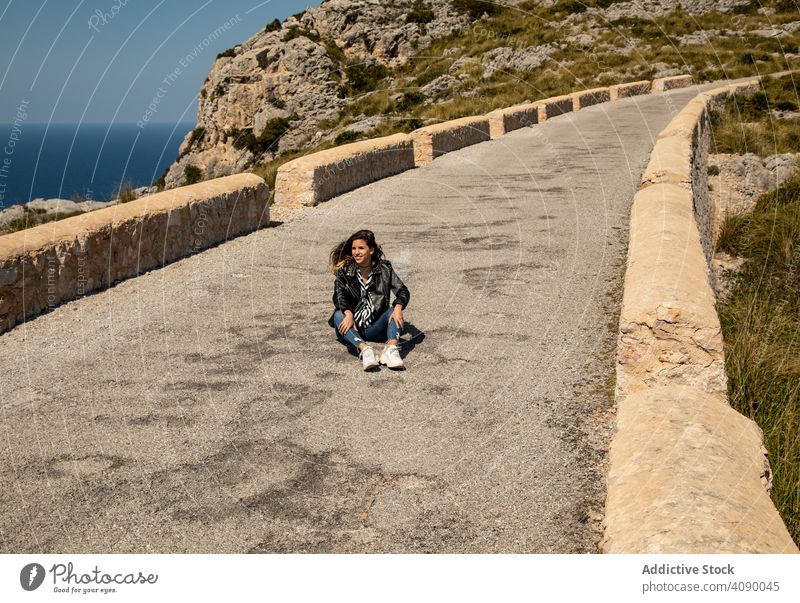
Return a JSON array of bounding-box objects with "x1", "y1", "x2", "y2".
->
[{"x1": 351, "y1": 238, "x2": 373, "y2": 267}]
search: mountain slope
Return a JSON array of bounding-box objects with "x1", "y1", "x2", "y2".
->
[{"x1": 161, "y1": 0, "x2": 800, "y2": 192}]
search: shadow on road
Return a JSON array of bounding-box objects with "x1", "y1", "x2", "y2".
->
[{"x1": 335, "y1": 322, "x2": 426, "y2": 359}]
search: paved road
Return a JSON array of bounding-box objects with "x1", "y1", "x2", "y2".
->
[{"x1": 1, "y1": 87, "x2": 704, "y2": 553}]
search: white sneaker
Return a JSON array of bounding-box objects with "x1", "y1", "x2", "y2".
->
[
  {"x1": 360, "y1": 346, "x2": 379, "y2": 371},
  {"x1": 380, "y1": 344, "x2": 404, "y2": 369}
]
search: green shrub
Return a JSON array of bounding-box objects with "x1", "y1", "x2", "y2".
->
[
  {"x1": 732, "y1": 1, "x2": 759, "y2": 15},
  {"x1": 334, "y1": 130, "x2": 364, "y2": 144},
  {"x1": 395, "y1": 91, "x2": 424, "y2": 112},
  {"x1": 181, "y1": 127, "x2": 205, "y2": 157},
  {"x1": 324, "y1": 39, "x2": 346, "y2": 63},
  {"x1": 257, "y1": 117, "x2": 292, "y2": 150},
  {"x1": 739, "y1": 51, "x2": 770, "y2": 65},
  {"x1": 546, "y1": 0, "x2": 588, "y2": 17},
  {"x1": 282, "y1": 28, "x2": 321, "y2": 43},
  {"x1": 407, "y1": 0, "x2": 435, "y2": 24},
  {"x1": 592, "y1": 0, "x2": 627, "y2": 7},
  {"x1": 184, "y1": 165, "x2": 202, "y2": 185},
  {"x1": 216, "y1": 48, "x2": 236, "y2": 59},
  {"x1": 212, "y1": 83, "x2": 226, "y2": 100},
  {"x1": 609, "y1": 16, "x2": 653, "y2": 37},
  {"x1": 264, "y1": 18, "x2": 281, "y2": 33},
  {"x1": 450, "y1": 0, "x2": 502, "y2": 19},
  {"x1": 153, "y1": 168, "x2": 168, "y2": 191},
  {"x1": 228, "y1": 128, "x2": 258, "y2": 151},
  {"x1": 226, "y1": 119, "x2": 292, "y2": 156},
  {"x1": 397, "y1": 117, "x2": 424, "y2": 132},
  {"x1": 270, "y1": 96, "x2": 286, "y2": 110},
  {"x1": 343, "y1": 62, "x2": 389, "y2": 94},
  {"x1": 117, "y1": 181, "x2": 137, "y2": 203},
  {"x1": 716, "y1": 211, "x2": 752, "y2": 255},
  {"x1": 414, "y1": 61, "x2": 448, "y2": 87}
]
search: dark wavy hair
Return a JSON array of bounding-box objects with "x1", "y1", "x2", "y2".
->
[{"x1": 329, "y1": 229, "x2": 384, "y2": 273}]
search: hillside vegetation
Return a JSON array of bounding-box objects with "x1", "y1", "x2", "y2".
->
[
  {"x1": 247, "y1": 0, "x2": 800, "y2": 197},
  {"x1": 713, "y1": 73, "x2": 800, "y2": 544}
]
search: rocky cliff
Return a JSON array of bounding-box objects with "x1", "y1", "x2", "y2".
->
[{"x1": 162, "y1": 0, "x2": 477, "y2": 188}]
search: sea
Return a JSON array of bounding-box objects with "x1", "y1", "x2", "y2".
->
[{"x1": 0, "y1": 122, "x2": 193, "y2": 208}]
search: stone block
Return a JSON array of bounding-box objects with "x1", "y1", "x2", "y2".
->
[
  {"x1": 536, "y1": 95, "x2": 573, "y2": 122},
  {"x1": 486, "y1": 103, "x2": 539, "y2": 138},
  {"x1": 274, "y1": 134, "x2": 415, "y2": 206},
  {"x1": 603, "y1": 385, "x2": 798, "y2": 553},
  {"x1": 0, "y1": 174, "x2": 269, "y2": 335},
  {"x1": 652, "y1": 74, "x2": 693, "y2": 92},
  {"x1": 411, "y1": 116, "x2": 490, "y2": 165},
  {"x1": 609, "y1": 80, "x2": 652, "y2": 101},
  {"x1": 619, "y1": 183, "x2": 725, "y2": 394},
  {"x1": 571, "y1": 87, "x2": 611, "y2": 111},
  {"x1": 640, "y1": 135, "x2": 693, "y2": 189}
]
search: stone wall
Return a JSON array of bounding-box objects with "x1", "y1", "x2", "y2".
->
[
  {"x1": 572, "y1": 87, "x2": 611, "y2": 111},
  {"x1": 536, "y1": 95, "x2": 574, "y2": 122},
  {"x1": 0, "y1": 174, "x2": 269, "y2": 334},
  {"x1": 652, "y1": 74, "x2": 694, "y2": 92},
  {"x1": 274, "y1": 134, "x2": 415, "y2": 206},
  {"x1": 486, "y1": 103, "x2": 540, "y2": 139},
  {"x1": 272, "y1": 76, "x2": 694, "y2": 206},
  {"x1": 411, "y1": 116, "x2": 491, "y2": 165},
  {"x1": 609, "y1": 80, "x2": 652, "y2": 101},
  {"x1": 603, "y1": 79, "x2": 798, "y2": 553}
]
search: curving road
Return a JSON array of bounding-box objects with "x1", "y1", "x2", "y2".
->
[{"x1": 1, "y1": 86, "x2": 708, "y2": 553}]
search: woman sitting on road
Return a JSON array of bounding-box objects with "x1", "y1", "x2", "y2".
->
[{"x1": 328, "y1": 229, "x2": 410, "y2": 371}]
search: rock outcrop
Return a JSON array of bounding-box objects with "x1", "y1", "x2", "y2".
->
[{"x1": 163, "y1": 0, "x2": 473, "y2": 188}]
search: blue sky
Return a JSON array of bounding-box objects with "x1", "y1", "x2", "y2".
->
[{"x1": 0, "y1": 0, "x2": 313, "y2": 125}]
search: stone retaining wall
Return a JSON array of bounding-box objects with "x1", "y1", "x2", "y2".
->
[
  {"x1": 486, "y1": 103, "x2": 539, "y2": 139},
  {"x1": 272, "y1": 77, "x2": 693, "y2": 205},
  {"x1": 274, "y1": 134, "x2": 415, "y2": 206},
  {"x1": 572, "y1": 87, "x2": 611, "y2": 111},
  {"x1": 603, "y1": 79, "x2": 798, "y2": 553},
  {"x1": 0, "y1": 174, "x2": 269, "y2": 335},
  {"x1": 652, "y1": 74, "x2": 694, "y2": 92},
  {"x1": 609, "y1": 80, "x2": 651, "y2": 101},
  {"x1": 411, "y1": 116, "x2": 491, "y2": 164},
  {"x1": 536, "y1": 95, "x2": 574, "y2": 122}
]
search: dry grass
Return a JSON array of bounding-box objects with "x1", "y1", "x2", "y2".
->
[
  {"x1": 718, "y1": 172, "x2": 800, "y2": 544},
  {"x1": 0, "y1": 207, "x2": 83, "y2": 235},
  {"x1": 117, "y1": 181, "x2": 137, "y2": 203},
  {"x1": 711, "y1": 74, "x2": 800, "y2": 156}
]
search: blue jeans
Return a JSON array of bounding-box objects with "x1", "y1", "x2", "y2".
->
[{"x1": 331, "y1": 308, "x2": 402, "y2": 352}]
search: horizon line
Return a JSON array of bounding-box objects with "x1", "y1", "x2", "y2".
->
[{"x1": 0, "y1": 121, "x2": 197, "y2": 126}]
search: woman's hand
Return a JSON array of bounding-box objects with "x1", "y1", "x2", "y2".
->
[
  {"x1": 390, "y1": 305, "x2": 404, "y2": 330},
  {"x1": 338, "y1": 311, "x2": 355, "y2": 336}
]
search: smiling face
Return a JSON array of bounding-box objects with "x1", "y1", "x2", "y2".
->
[{"x1": 351, "y1": 238, "x2": 374, "y2": 268}]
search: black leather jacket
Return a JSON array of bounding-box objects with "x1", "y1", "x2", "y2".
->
[{"x1": 329, "y1": 260, "x2": 410, "y2": 326}]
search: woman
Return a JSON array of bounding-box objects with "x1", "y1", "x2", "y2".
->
[{"x1": 328, "y1": 230, "x2": 410, "y2": 371}]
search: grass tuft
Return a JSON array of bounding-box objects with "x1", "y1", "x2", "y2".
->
[{"x1": 719, "y1": 172, "x2": 800, "y2": 544}]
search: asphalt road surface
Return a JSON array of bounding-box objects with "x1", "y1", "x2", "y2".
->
[{"x1": 1, "y1": 86, "x2": 707, "y2": 553}]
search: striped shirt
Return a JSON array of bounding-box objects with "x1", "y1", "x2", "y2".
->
[{"x1": 353, "y1": 269, "x2": 376, "y2": 329}]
